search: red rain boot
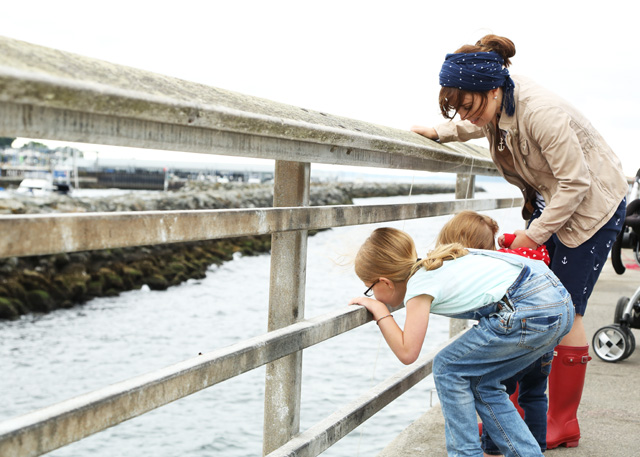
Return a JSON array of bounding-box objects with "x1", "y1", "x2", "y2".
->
[
  {"x1": 546, "y1": 345, "x2": 592, "y2": 449},
  {"x1": 510, "y1": 384, "x2": 525, "y2": 419}
]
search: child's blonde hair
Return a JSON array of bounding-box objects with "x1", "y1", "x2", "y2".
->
[
  {"x1": 436, "y1": 210, "x2": 499, "y2": 250},
  {"x1": 354, "y1": 227, "x2": 468, "y2": 284}
]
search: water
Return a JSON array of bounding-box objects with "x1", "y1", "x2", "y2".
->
[{"x1": 0, "y1": 181, "x2": 523, "y2": 456}]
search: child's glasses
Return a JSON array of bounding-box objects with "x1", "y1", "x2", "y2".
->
[{"x1": 363, "y1": 279, "x2": 380, "y2": 297}]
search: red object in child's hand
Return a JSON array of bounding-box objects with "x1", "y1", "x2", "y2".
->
[{"x1": 502, "y1": 233, "x2": 516, "y2": 248}]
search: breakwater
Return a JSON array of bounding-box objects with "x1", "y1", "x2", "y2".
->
[{"x1": 0, "y1": 181, "x2": 469, "y2": 320}]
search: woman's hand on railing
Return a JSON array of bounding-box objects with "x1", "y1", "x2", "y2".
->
[{"x1": 410, "y1": 125, "x2": 439, "y2": 140}]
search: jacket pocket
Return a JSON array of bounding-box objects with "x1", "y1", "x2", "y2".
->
[
  {"x1": 518, "y1": 138, "x2": 552, "y2": 173},
  {"x1": 568, "y1": 185, "x2": 616, "y2": 232}
]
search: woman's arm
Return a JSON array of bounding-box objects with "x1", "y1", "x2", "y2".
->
[
  {"x1": 410, "y1": 125, "x2": 439, "y2": 140},
  {"x1": 412, "y1": 120, "x2": 485, "y2": 143},
  {"x1": 521, "y1": 105, "x2": 591, "y2": 245},
  {"x1": 507, "y1": 230, "x2": 537, "y2": 250},
  {"x1": 349, "y1": 294, "x2": 432, "y2": 365}
]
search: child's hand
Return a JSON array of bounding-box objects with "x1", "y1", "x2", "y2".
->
[
  {"x1": 349, "y1": 296, "x2": 388, "y2": 320},
  {"x1": 410, "y1": 125, "x2": 439, "y2": 140},
  {"x1": 499, "y1": 233, "x2": 516, "y2": 248},
  {"x1": 497, "y1": 234, "x2": 507, "y2": 248}
]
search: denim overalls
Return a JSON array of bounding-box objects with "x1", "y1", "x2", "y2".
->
[{"x1": 432, "y1": 249, "x2": 575, "y2": 457}]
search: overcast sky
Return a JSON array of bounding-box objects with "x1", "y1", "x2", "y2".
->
[{"x1": 3, "y1": 0, "x2": 639, "y2": 176}]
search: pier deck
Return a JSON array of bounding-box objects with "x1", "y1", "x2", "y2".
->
[{"x1": 378, "y1": 257, "x2": 640, "y2": 457}]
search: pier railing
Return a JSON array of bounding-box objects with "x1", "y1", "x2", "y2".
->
[{"x1": 0, "y1": 36, "x2": 522, "y2": 457}]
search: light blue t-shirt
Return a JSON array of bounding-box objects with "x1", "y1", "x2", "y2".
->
[{"x1": 405, "y1": 253, "x2": 522, "y2": 315}]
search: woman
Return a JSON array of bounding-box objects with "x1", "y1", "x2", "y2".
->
[{"x1": 411, "y1": 34, "x2": 627, "y2": 450}]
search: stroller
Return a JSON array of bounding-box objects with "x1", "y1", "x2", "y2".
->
[{"x1": 592, "y1": 170, "x2": 640, "y2": 362}]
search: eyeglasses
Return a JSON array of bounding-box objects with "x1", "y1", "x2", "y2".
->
[{"x1": 364, "y1": 279, "x2": 380, "y2": 297}]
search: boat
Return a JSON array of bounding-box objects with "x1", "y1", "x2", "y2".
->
[{"x1": 16, "y1": 178, "x2": 57, "y2": 196}]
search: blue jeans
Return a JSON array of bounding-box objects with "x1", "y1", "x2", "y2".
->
[
  {"x1": 433, "y1": 250, "x2": 574, "y2": 457},
  {"x1": 481, "y1": 351, "x2": 553, "y2": 454}
]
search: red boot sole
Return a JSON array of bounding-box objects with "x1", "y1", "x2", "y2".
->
[{"x1": 547, "y1": 438, "x2": 580, "y2": 449}]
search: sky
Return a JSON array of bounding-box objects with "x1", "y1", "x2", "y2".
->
[{"x1": 2, "y1": 0, "x2": 639, "y2": 176}]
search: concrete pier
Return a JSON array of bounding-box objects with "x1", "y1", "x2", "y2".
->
[{"x1": 378, "y1": 257, "x2": 640, "y2": 457}]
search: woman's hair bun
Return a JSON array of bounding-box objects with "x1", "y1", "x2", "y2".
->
[{"x1": 456, "y1": 34, "x2": 516, "y2": 67}]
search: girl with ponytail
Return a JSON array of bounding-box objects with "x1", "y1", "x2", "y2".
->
[{"x1": 350, "y1": 227, "x2": 573, "y2": 456}]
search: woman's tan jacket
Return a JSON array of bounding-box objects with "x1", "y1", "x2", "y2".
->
[{"x1": 434, "y1": 75, "x2": 628, "y2": 248}]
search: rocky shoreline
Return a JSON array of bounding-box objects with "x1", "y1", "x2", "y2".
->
[{"x1": 0, "y1": 181, "x2": 469, "y2": 320}]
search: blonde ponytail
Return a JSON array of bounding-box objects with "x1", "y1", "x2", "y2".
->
[
  {"x1": 355, "y1": 228, "x2": 468, "y2": 285},
  {"x1": 411, "y1": 243, "x2": 468, "y2": 276}
]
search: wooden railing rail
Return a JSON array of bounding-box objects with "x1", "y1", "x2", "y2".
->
[
  {"x1": 0, "y1": 36, "x2": 497, "y2": 176},
  {"x1": 0, "y1": 198, "x2": 518, "y2": 258}
]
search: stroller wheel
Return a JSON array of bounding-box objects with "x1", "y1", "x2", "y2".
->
[
  {"x1": 592, "y1": 325, "x2": 632, "y2": 362},
  {"x1": 622, "y1": 330, "x2": 636, "y2": 360},
  {"x1": 632, "y1": 301, "x2": 640, "y2": 329},
  {"x1": 614, "y1": 297, "x2": 630, "y2": 324}
]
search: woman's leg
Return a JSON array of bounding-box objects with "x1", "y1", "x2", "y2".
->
[
  {"x1": 544, "y1": 198, "x2": 625, "y2": 448},
  {"x1": 560, "y1": 314, "x2": 586, "y2": 345},
  {"x1": 546, "y1": 343, "x2": 591, "y2": 449}
]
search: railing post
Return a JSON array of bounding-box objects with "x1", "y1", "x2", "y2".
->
[
  {"x1": 455, "y1": 173, "x2": 475, "y2": 200},
  {"x1": 263, "y1": 160, "x2": 310, "y2": 455},
  {"x1": 449, "y1": 173, "x2": 476, "y2": 337}
]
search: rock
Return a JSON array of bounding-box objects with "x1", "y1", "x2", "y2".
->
[
  {"x1": 144, "y1": 274, "x2": 169, "y2": 291},
  {"x1": 26, "y1": 289, "x2": 54, "y2": 312},
  {"x1": 0, "y1": 257, "x2": 19, "y2": 274},
  {"x1": 0, "y1": 297, "x2": 19, "y2": 320},
  {"x1": 0, "y1": 198, "x2": 26, "y2": 214}
]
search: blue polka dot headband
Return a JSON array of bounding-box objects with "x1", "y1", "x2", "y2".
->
[{"x1": 439, "y1": 51, "x2": 515, "y2": 116}]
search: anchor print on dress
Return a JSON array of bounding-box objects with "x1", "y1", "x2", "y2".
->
[
  {"x1": 583, "y1": 287, "x2": 588, "y2": 294},
  {"x1": 607, "y1": 240, "x2": 612, "y2": 248},
  {"x1": 590, "y1": 245, "x2": 596, "y2": 254},
  {"x1": 561, "y1": 256, "x2": 568, "y2": 265},
  {"x1": 594, "y1": 263, "x2": 600, "y2": 271},
  {"x1": 615, "y1": 217, "x2": 621, "y2": 226}
]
